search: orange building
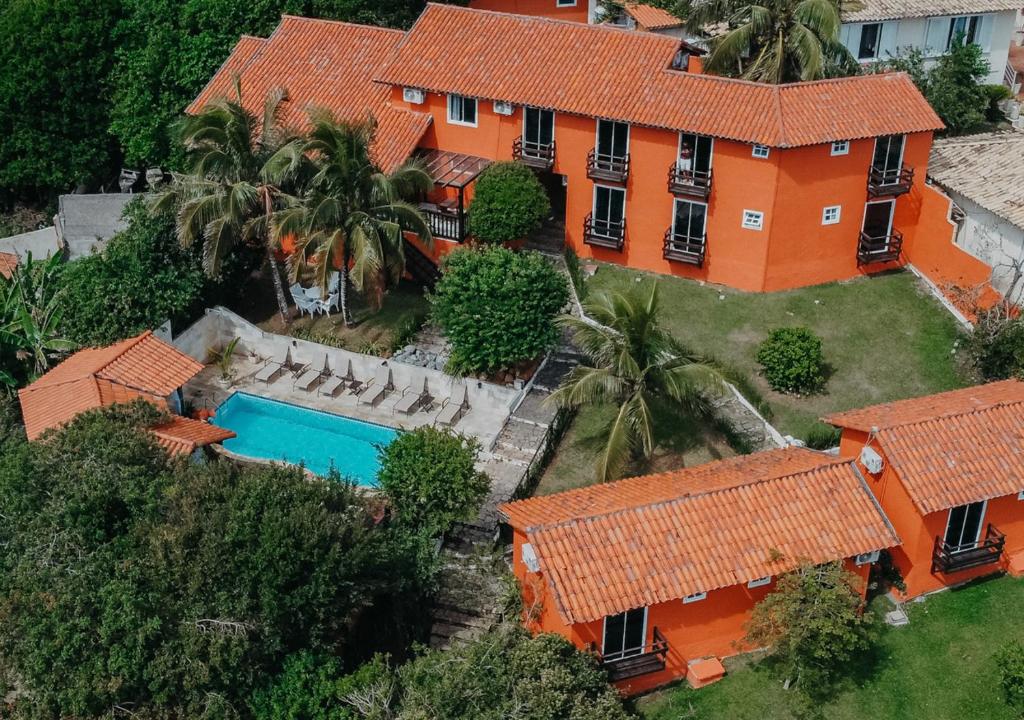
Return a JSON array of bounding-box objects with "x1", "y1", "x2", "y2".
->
[
  {"x1": 499, "y1": 447, "x2": 900, "y2": 693},
  {"x1": 825, "y1": 380, "x2": 1024, "y2": 599},
  {"x1": 192, "y1": 4, "x2": 995, "y2": 295}
]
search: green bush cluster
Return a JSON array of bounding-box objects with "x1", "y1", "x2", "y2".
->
[
  {"x1": 467, "y1": 161, "x2": 550, "y2": 244},
  {"x1": 756, "y1": 326, "x2": 827, "y2": 394},
  {"x1": 996, "y1": 640, "x2": 1024, "y2": 714},
  {"x1": 430, "y1": 246, "x2": 569, "y2": 373},
  {"x1": 968, "y1": 310, "x2": 1024, "y2": 381}
]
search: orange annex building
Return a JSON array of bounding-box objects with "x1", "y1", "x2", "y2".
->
[
  {"x1": 499, "y1": 447, "x2": 900, "y2": 693},
  {"x1": 192, "y1": 3, "x2": 993, "y2": 295},
  {"x1": 825, "y1": 380, "x2": 1024, "y2": 600}
]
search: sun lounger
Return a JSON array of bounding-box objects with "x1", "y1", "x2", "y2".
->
[
  {"x1": 436, "y1": 382, "x2": 469, "y2": 426},
  {"x1": 318, "y1": 357, "x2": 355, "y2": 397},
  {"x1": 293, "y1": 351, "x2": 329, "y2": 391},
  {"x1": 358, "y1": 365, "x2": 394, "y2": 406},
  {"x1": 393, "y1": 376, "x2": 429, "y2": 415},
  {"x1": 254, "y1": 347, "x2": 291, "y2": 384}
]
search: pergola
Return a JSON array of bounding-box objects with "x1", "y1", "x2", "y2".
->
[{"x1": 417, "y1": 149, "x2": 492, "y2": 241}]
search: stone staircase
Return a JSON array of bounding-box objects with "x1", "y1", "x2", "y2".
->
[{"x1": 523, "y1": 220, "x2": 566, "y2": 256}]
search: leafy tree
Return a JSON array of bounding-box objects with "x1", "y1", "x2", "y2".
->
[
  {"x1": 968, "y1": 309, "x2": 1024, "y2": 381},
  {"x1": 685, "y1": 0, "x2": 856, "y2": 83},
  {"x1": 430, "y1": 246, "x2": 568, "y2": 373},
  {"x1": 269, "y1": 114, "x2": 433, "y2": 324},
  {"x1": 377, "y1": 426, "x2": 490, "y2": 537},
  {"x1": 467, "y1": 162, "x2": 550, "y2": 244},
  {"x1": 550, "y1": 283, "x2": 720, "y2": 482},
  {"x1": 745, "y1": 562, "x2": 873, "y2": 695},
  {"x1": 996, "y1": 641, "x2": 1024, "y2": 714},
  {"x1": 756, "y1": 326, "x2": 826, "y2": 394},
  {"x1": 0, "y1": 0, "x2": 120, "y2": 198}
]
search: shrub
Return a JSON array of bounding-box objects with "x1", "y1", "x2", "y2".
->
[
  {"x1": 804, "y1": 422, "x2": 841, "y2": 450},
  {"x1": 756, "y1": 327, "x2": 826, "y2": 394},
  {"x1": 377, "y1": 426, "x2": 490, "y2": 537},
  {"x1": 996, "y1": 640, "x2": 1024, "y2": 713},
  {"x1": 467, "y1": 161, "x2": 550, "y2": 244},
  {"x1": 968, "y1": 310, "x2": 1024, "y2": 381},
  {"x1": 430, "y1": 246, "x2": 569, "y2": 373}
]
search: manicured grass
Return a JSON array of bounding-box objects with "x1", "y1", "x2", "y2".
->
[
  {"x1": 637, "y1": 575, "x2": 1024, "y2": 720},
  {"x1": 586, "y1": 266, "x2": 968, "y2": 440}
]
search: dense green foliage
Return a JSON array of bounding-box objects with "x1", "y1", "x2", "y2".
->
[
  {"x1": 745, "y1": 562, "x2": 873, "y2": 696},
  {"x1": 0, "y1": 0, "x2": 120, "y2": 198},
  {"x1": 430, "y1": 246, "x2": 568, "y2": 373},
  {"x1": 58, "y1": 199, "x2": 214, "y2": 345},
  {"x1": 0, "y1": 403, "x2": 435, "y2": 718},
  {"x1": 969, "y1": 309, "x2": 1024, "y2": 381},
  {"x1": 996, "y1": 641, "x2": 1024, "y2": 714},
  {"x1": 377, "y1": 426, "x2": 490, "y2": 537},
  {"x1": 756, "y1": 326, "x2": 826, "y2": 394},
  {"x1": 467, "y1": 162, "x2": 550, "y2": 244}
]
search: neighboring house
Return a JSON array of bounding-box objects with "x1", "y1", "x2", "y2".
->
[
  {"x1": 927, "y1": 131, "x2": 1024, "y2": 305},
  {"x1": 469, "y1": 0, "x2": 597, "y2": 23},
  {"x1": 499, "y1": 448, "x2": 900, "y2": 694},
  {"x1": 605, "y1": 2, "x2": 687, "y2": 36},
  {"x1": 839, "y1": 0, "x2": 1022, "y2": 85},
  {"x1": 825, "y1": 380, "x2": 1024, "y2": 599},
  {"x1": 56, "y1": 193, "x2": 134, "y2": 259},
  {"x1": 18, "y1": 330, "x2": 234, "y2": 455}
]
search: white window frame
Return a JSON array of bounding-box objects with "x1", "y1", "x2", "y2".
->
[
  {"x1": 677, "y1": 132, "x2": 714, "y2": 172},
  {"x1": 831, "y1": 140, "x2": 850, "y2": 156},
  {"x1": 742, "y1": 209, "x2": 764, "y2": 231},
  {"x1": 446, "y1": 94, "x2": 478, "y2": 127},
  {"x1": 747, "y1": 576, "x2": 772, "y2": 589},
  {"x1": 556, "y1": 0, "x2": 577, "y2": 6},
  {"x1": 751, "y1": 144, "x2": 770, "y2": 159},
  {"x1": 1018, "y1": 490, "x2": 1024, "y2": 501},
  {"x1": 861, "y1": 199, "x2": 895, "y2": 240},
  {"x1": 683, "y1": 591, "x2": 707, "y2": 604},
  {"x1": 857, "y1": 22, "x2": 883, "y2": 60},
  {"x1": 822, "y1": 206, "x2": 842, "y2": 225},
  {"x1": 594, "y1": 119, "x2": 631, "y2": 160},
  {"x1": 601, "y1": 607, "x2": 647, "y2": 657},
  {"x1": 591, "y1": 184, "x2": 627, "y2": 239},
  {"x1": 944, "y1": 500, "x2": 987, "y2": 552},
  {"x1": 855, "y1": 550, "x2": 881, "y2": 566}
]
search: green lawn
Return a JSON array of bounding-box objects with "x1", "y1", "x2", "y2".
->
[
  {"x1": 637, "y1": 575, "x2": 1024, "y2": 720},
  {"x1": 586, "y1": 266, "x2": 968, "y2": 440}
]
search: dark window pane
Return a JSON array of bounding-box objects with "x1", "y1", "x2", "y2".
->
[{"x1": 603, "y1": 612, "x2": 625, "y2": 656}]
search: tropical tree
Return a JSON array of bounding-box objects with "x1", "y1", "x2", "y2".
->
[
  {"x1": 153, "y1": 87, "x2": 296, "y2": 323},
  {"x1": 549, "y1": 283, "x2": 721, "y2": 482},
  {"x1": 685, "y1": 0, "x2": 857, "y2": 83},
  {"x1": 268, "y1": 112, "x2": 433, "y2": 325}
]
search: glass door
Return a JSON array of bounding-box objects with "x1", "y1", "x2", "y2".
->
[
  {"x1": 673, "y1": 199, "x2": 707, "y2": 242},
  {"x1": 945, "y1": 501, "x2": 986, "y2": 552},
  {"x1": 597, "y1": 119, "x2": 629, "y2": 161},
  {"x1": 524, "y1": 107, "x2": 554, "y2": 150},
  {"x1": 593, "y1": 185, "x2": 625, "y2": 237},
  {"x1": 862, "y1": 200, "x2": 894, "y2": 240},
  {"x1": 871, "y1": 135, "x2": 905, "y2": 183},
  {"x1": 677, "y1": 133, "x2": 713, "y2": 175},
  {"x1": 602, "y1": 607, "x2": 647, "y2": 660}
]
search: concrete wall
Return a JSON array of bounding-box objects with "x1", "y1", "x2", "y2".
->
[{"x1": 946, "y1": 191, "x2": 1024, "y2": 306}]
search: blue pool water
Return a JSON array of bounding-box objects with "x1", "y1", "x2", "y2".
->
[{"x1": 212, "y1": 393, "x2": 398, "y2": 484}]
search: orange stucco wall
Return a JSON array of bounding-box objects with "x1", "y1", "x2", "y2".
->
[
  {"x1": 394, "y1": 85, "x2": 968, "y2": 293},
  {"x1": 468, "y1": 0, "x2": 590, "y2": 22},
  {"x1": 838, "y1": 429, "x2": 1024, "y2": 598},
  {"x1": 510, "y1": 527, "x2": 871, "y2": 694}
]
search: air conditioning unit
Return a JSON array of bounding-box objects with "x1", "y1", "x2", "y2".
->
[
  {"x1": 403, "y1": 87, "x2": 425, "y2": 104},
  {"x1": 855, "y1": 550, "x2": 881, "y2": 566},
  {"x1": 522, "y1": 542, "x2": 540, "y2": 573},
  {"x1": 860, "y1": 446, "x2": 884, "y2": 475},
  {"x1": 494, "y1": 100, "x2": 514, "y2": 116}
]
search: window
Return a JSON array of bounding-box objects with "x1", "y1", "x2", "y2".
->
[
  {"x1": 683, "y1": 591, "x2": 707, "y2": 604},
  {"x1": 871, "y1": 135, "x2": 905, "y2": 184},
  {"x1": 747, "y1": 576, "x2": 772, "y2": 589},
  {"x1": 673, "y1": 199, "x2": 707, "y2": 240},
  {"x1": 944, "y1": 501, "x2": 986, "y2": 552},
  {"x1": 592, "y1": 185, "x2": 626, "y2": 237},
  {"x1": 678, "y1": 132, "x2": 713, "y2": 174},
  {"x1": 948, "y1": 15, "x2": 982, "y2": 50},
  {"x1": 1018, "y1": 491, "x2": 1024, "y2": 501},
  {"x1": 523, "y1": 107, "x2": 555, "y2": 150},
  {"x1": 822, "y1": 206, "x2": 841, "y2": 225},
  {"x1": 855, "y1": 550, "x2": 880, "y2": 566},
  {"x1": 521, "y1": 542, "x2": 540, "y2": 572},
  {"x1": 596, "y1": 119, "x2": 630, "y2": 160},
  {"x1": 447, "y1": 94, "x2": 478, "y2": 126},
  {"x1": 752, "y1": 144, "x2": 770, "y2": 159},
  {"x1": 831, "y1": 140, "x2": 850, "y2": 156},
  {"x1": 602, "y1": 607, "x2": 646, "y2": 659},
  {"x1": 556, "y1": 0, "x2": 577, "y2": 5},
  {"x1": 858, "y1": 23, "x2": 882, "y2": 60},
  {"x1": 742, "y1": 210, "x2": 764, "y2": 230}
]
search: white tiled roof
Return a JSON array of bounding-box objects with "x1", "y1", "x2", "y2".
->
[
  {"x1": 842, "y1": 0, "x2": 1023, "y2": 22},
  {"x1": 928, "y1": 131, "x2": 1024, "y2": 230}
]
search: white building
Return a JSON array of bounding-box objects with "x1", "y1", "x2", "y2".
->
[
  {"x1": 839, "y1": 0, "x2": 1022, "y2": 85},
  {"x1": 928, "y1": 131, "x2": 1024, "y2": 306}
]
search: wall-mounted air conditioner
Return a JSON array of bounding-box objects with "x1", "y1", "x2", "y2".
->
[
  {"x1": 860, "y1": 446, "x2": 884, "y2": 475},
  {"x1": 494, "y1": 100, "x2": 514, "y2": 116},
  {"x1": 403, "y1": 87, "x2": 425, "y2": 104}
]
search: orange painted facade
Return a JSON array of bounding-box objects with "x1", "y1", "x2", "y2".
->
[{"x1": 469, "y1": 0, "x2": 591, "y2": 23}]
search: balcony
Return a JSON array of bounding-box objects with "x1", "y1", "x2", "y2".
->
[
  {"x1": 667, "y1": 165, "x2": 712, "y2": 200},
  {"x1": 932, "y1": 524, "x2": 1006, "y2": 575},
  {"x1": 593, "y1": 628, "x2": 669, "y2": 682},
  {"x1": 583, "y1": 214, "x2": 625, "y2": 251},
  {"x1": 857, "y1": 230, "x2": 903, "y2": 265},
  {"x1": 419, "y1": 202, "x2": 466, "y2": 242},
  {"x1": 867, "y1": 165, "x2": 914, "y2": 198},
  {"x1": 513, "y1": 137, "x2": 555, "y2": 170},
  {"x1": 663, "y1": 228, "x2": 706, "y2": 267},
  {"x1": 587, "y1": 149, "x2": 630, "y2": 184}
]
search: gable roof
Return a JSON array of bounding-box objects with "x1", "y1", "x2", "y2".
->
[
  {"x1": 152, "y1": 416, "x2": 236, "y2": 456},
  {"x1": 929, "y1": 131, "x2": 1024, "y2": 231},
  {"x1": 377, "y1": 4, "x2": 942, "y2": 147},
  {"x1": 0, "y1": 252, "x2": 16, "y2": 279},
  {"x1": 188, "y1": 16, "x2": 432, "y2": 173},
  {"x1": 500, "y1": 447, "x2": 899, "y2": 625},
  {"x1": 842, "y1": 0, "x2": 1022, "y2": 22},
  {"x1": 624, "y1": 2, "x2": 684, "y2": 29}
]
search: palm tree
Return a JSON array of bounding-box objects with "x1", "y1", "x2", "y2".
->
[
  {"x1": 267, "y1": 111, "x2": 434, "y2": 326},
  {"x1": 549, "y1": 283, "x2": 721, "y2": 483},
  {"x1": 686, "y1": 0, "x2": 857, "y2": 83},
  {"x1": 153, "y1": 86, "x2": 296, "y2": 323}
]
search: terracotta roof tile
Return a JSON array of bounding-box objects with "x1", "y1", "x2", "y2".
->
[
  {"x1": 188, "y1": 16, "x2": 432, "y2": 172},
  {"x1": 378, "y1": 4, "x2": 942, "y2": 147},
  {"x1": 824, "y1": 380, "x2": 1024, "y2": 432},
  {"x1": 929, "y1": 131, "x2": 1024, "y2": 230},
  {"x1": 500, "y1": 448, "x2": 898, "y2": 625},
  {"x1": 625, "y1": 3, "x2": 683, "y2": 29},
  {"x1": 0, "y1": 252, "x2": 17, "y2": 279},
  {"x1": 152, "y1": 416, "x2": 236, "y2": 456}
]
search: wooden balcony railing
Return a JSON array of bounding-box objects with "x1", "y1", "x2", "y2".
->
[
  {"x1": 583, "y1": 213, "x2": 625, "y2": 251},
  {"x1": 591, "y1": 628, "x2": 669, "y2": 682},
  {"x1": 932, "y1": 524, "x2": 1006, "y2": 575},
  {"x1": 663, "y1": 228, "x2": 706, "y2": 266},
  {"x1": 587, "y1": 148, "x2": 630, "y2": 184},
  {"x1": 857, "y1": 229, "x2": 903, "y2": 265},
  {"x1": 667, "y1": 165, "x2": 712, "y2": 199},
  {"x1": 867, "y1": 165, "x2": 914, "y2": 198},
  {"x1": 419, "y1": 203, "x2": 466, "y2": 242},
  {"x1": 513, "y1": 137, "x2": 555, "y2": 170}
]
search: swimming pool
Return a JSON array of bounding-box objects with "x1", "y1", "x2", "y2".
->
[{"x1": 212, "y1": 393, "x2": 398, "y2": 485}]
